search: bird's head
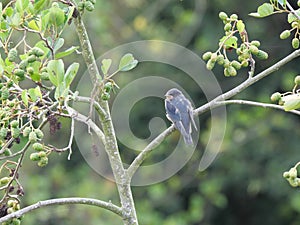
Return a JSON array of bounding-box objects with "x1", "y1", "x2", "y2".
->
[{"x1": 165, "y1": 88, "x2": 182, "y2": 100}]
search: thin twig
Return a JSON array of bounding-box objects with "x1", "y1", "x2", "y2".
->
[
  {"x1": 0, "y1": 197, "x2": 123, "y2": 223},
  {"x1": 215, "y1": 99, "x2": 300, "y2": 116}
]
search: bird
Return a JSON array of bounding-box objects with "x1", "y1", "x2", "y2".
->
[{"x1": 164, "y1": 88, "x2": 197, "y2": 146}]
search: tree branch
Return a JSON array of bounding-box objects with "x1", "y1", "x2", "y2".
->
[
  {"x1": 128, "y1": 49, "x2": 300, "y2": 179},
  {"x1": 215, "y1": 99, "x2": 300, "y2": 116},
  {"x1": 0, "y1": 197, "x2": 123, "y2": 223}
]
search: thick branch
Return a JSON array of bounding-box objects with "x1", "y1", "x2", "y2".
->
[
  {"x1": 128, "y1": 49, "x2": 300, "y2": 179},
  {"x1": 0, "y1": 197, "x2": 123, "y2": 223}
]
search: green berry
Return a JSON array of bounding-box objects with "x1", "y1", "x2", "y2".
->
[
  {"x1": 216, "y1": 54, "x2": 225, "y2": 65},
  {"x1": 101, "y1": 92, "x2": 110, "y2": 101},
  {"x1": 231, "y1": 60, "x2": 241, "y2": 70},
  {"x1": 202, "y1": 51, "x2": 212, "y2": 61},
  {"x1": 227, "y1": 66, "x2": 237, "y2": 76},
  {"x1": 224, "y1": 68, "x2": 230, "y2": 77},
  {"x1": 84, "y1": 1, "x2": 94, "y2": 11},
  {"x1": 280, "y1": 30, "x2": 291, "y2": 39},
  {"x1": 41, "y1": 72, "x2": 49, "y2": 80},
  {"x1": 250, "y1": 40, "x2": 261, "y2": 47},
  {"x1": 289, "y1": 167, "x2": 298, "y2": 179},
  {"x1": 32, "y1": 143, "x2": 44, "y2": 151},
  {"x1": 27, "y1": 67, "x2": 34, "y2": 76},
  {"x1": 256, "y1": 50, "x2": 268, "y2": 60},
  {"x1": 241, "y1": 60, "x2": 249, "y2": 67},
  {"x1": 288, "y1": 178, "x2": 299, "y2": 187},
  {"x1": 294, "y1": 75, "x2": 300, "y2": 85},
  {"x1": 292, "y1": 38, "x2": 299, "y2": 49},
  {"x1": 30, "y1": 152, "x2": 40, "y2": 161},
  {"x1": 104, "y1": 82, "x2": 113, "y2": 93},
  {"x1": 10, "y1": 120, "x2": 19, "y2": 128},
  {"x1": 210, "y1": 53, "x2": 218, "y2": 63},
  {"x1": 23, "y1": 127, "x2": 32, "y2": 137},
  {"x1": 38, "y1": 156, "x2": 48, "y2": 167},
  {"x1": 11, "y1": 128, "x2": 20, "y2": 138},
  {"x1": 14, "y1": 69, "x2": 25, "y2": 77},
  {"x1": 0, "y1": 127, "x2": 8, "y2": 139},
  {"x1": 27, "y1": 55, "x2": 37, "y2": 63},
  {"x1": 0, "y1": 177, "x2": 10, "y2": 185},
  {"x1": 38, "y1": 151, "x2": 46, "y2": 158},
  {"x1": 249, "y1": 45, "x2": 259, "y2": 55},
  {"x1": 7, "y1": 200, "x2": 17, "y2": 207},
  {"x1": 224, "y1": 23, "x2": 232, "y2": 31},
  {"x1": 19, "y1": 60, "x2": 28, "y2": 70},
  {"x1": 31, "y1": 47, "x2": 45, "y2": 57},
  {"x1": 206, "y1": 59, "x2": 215, "y2": 70},
  {"x1": 270, "y1": 92, "x2": 281, "y2": 102},
  {"x1": 29, "y1": 131, "x2": 37, "y2": 143},
  {"x1": 1, "y1": 88, "x2": 9, "y2": 100},
  {"x1": 292, "y1": 21, "x2": 298, "y2": 28},
  {"x1": 218, "y1": 12, "x2": 228, "y2": 20},
  {"x1": 230, "y1": 14, "x2": 238, "y2": 20},
  {"x1": 298, "y1": 0, "x2": 300, "y2": 7},
  {"x1": 34, "y1": 129, "x2": 44, "y2": 139},
  {"x1": 223, "y1": 59, "x2": 230, "y2": 68},
  {"x1": 8, "y1": 48, "x2": 18, "y2": 62},
  {"x1": 78, "y1": 2, "x2": 84, "y2": 11}
]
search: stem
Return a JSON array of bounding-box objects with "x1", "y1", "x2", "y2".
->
[
  {"x1": 0, "y1": 198, "x2": 123, "y2": 223},
  {"x1": 72, "y1": 11, "x2": 138, "y2": 225},
  {"x1": 216, "y1": 99, "x2": 300, "y2": 116}
]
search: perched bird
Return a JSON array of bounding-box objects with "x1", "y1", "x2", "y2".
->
[{"x1": 164, "y1": 88, "x2": 197, "y2": 145}]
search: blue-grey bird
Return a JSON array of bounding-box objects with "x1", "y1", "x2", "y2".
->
[{"x1": 165, "y1": 88, "x2": 197, "y2": 145}]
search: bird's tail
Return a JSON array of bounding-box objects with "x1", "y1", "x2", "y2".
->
[{"x1": 183, "y1": 134, "x2": 194, "y2": 146}]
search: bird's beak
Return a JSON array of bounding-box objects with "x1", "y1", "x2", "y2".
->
[{"x1": 165, "y1": 94, "x2": 173, "y2": 100}]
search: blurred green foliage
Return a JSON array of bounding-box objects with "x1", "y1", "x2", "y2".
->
[{"x1": 11, "y1": 0, "x2": 300, "y2": 224}]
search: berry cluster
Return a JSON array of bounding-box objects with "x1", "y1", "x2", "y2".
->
[
  {"x1": 202, "y1": 12, "x2": 268, "y2": 77},
  {"x1": 270, "y1": 75, "x2": 300, "y2": 111},
  {"x1": 283, "y1": 167, "x2": 300, "y2": 187},
  {"x1": 78, "y1": 0, "x2": 96, "y2": 12}
]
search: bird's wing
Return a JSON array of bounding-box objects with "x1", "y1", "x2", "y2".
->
[{"x1": 165, "y1": 99, "x2": 189, "y2": 136}]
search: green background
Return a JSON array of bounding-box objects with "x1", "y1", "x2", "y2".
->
[{"x1": 5, "y1": 0, "x2": 300, "y2": 224}]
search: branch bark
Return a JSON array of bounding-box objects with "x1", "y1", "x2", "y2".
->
[
  {"x1": 72, "y1": 9, "x2": 138, "y2": 225},
  {"x1": 0, "y1": 198, "x2": 123, "y2": 223}
]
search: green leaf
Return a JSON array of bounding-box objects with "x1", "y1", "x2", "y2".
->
[
  {"x1": 34, "y1": 86, "x2": 43, "y2": 99},
  {"x1": 118, "y1": 53, "x2": 138, "y2": 72},
  {"x1": 282, "y1": 94, "x2": 300, "y2": 111},
  {"x1": 34, "y1": 0, "x2": 51, "y2": 13},
  {"x1": 28, "y1": 88, "x2": 37, "y2": 102},
  {"x1": 64, "y1": 63, "x2": 79, "y2": 87},
  {"x1": 55, "y1": 46, "x2": 79, "y2": 59},
  {"x1": 16, "y1": 0, "x2": 29, "y2": 14},
  {"x1": 30, "y1": 73, "x2": 41, "y2": 82},
  {"x1": 53, "y1": 38, "x2": 64, "y2": 53},
  {"x1": 49, "y1": 5, "x2": 65, "y2": 27},
  {"x1": 101, "y1": 59, "x2": 112, "y2": 75},
  {"x1": 249, "y1": 3, "x2": 274, "y2": 18},
  {"x1": 236, "y1": 20, "x2": 245, "y2": 33},
  {"x1": 28, "y1": 20, "x2": 39, "y2": 31},
  {"x1": 11, "y1": 12, "x2": 21, "y2": 27},
  {"x1": 47, "y1": 59, "x2": 65, "y2": 86},
  {"x1": 288, "y1": 9, "x2": 300, "y2": 23},
  {"x1": 220, "y1": 36, "x2": 238, "y2": 49},
  {"x1": 278, "y1": 0, "x2": 286, "y2": 7},
  {"x1": 257, "y1": 3, "x2": 274, "y2": 17},
  {"x1": 21, "y1": 90, "x2": 28, "y2": 107}
]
